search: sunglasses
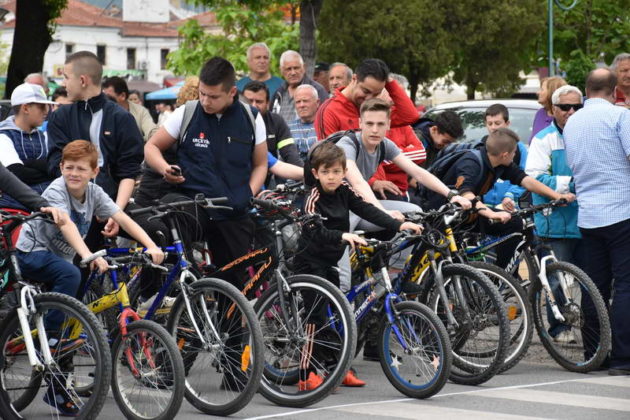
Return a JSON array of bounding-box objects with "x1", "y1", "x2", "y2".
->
[{"x1": 554, "y1": 103, "x2": 583, "y2": 111}]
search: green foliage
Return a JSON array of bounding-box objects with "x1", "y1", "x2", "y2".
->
[
  {"x1": 550, "y1": 0, "x2": 630, "y2": 67},
  {"x1": 563, "y1": 49, "x2": 595, "y2": 91},
  {"x1": 168, "y1": 2, "x2": 299, "y2": 76},
  {"x1": 318, "y1": 0, "x2": 453, "y2": 99},
  {"x1": 43, "y1": 0, "x2": 68, "y2": 35},
  {"x1": 448, "y1": 0, "x2": 544, "y2": 98}
]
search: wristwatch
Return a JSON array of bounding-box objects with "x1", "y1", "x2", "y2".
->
[{"x1": 446, "y1": 189, "x2": 459, "y2": 200}]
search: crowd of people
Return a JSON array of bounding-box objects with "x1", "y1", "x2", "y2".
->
[{"x1": 0, "y1": 43, "x2": 629, "y2": 413}]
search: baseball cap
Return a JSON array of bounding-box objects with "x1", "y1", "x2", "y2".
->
[
  {"x1": 11, "y1": 83, "x2": 56, "y2": 106},
  {"x1": 314, "y1": 62, "x2": 330, "y2": 72}
]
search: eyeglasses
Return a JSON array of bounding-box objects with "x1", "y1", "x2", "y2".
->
[{"x1": 554, "y1": 103, "x2": 583, "y2": 111}]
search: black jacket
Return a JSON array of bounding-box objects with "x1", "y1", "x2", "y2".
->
[
  {"x1": 297, "y1": 181, "x2": 401, "y2": 266},
  {"x1": 0, "y1": 162, "x2": 49, "y2": 211},
  {"x1": 47, "y1": 93, "x2": 144, "y2": 198},
  {"x1": 262, "y1": 112, "x2": 303, "y2": 166}
]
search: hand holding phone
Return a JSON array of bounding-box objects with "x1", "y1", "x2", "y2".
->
[{"x1": 170, "y1": 165, "x2": 182, "y2": 176}]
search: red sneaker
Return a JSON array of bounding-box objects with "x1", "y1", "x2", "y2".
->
[
  {"x1": 298, "y1": 372, "x2": 324, "y2": 391},
  {"x1": 342, "y1": 369, "x2": 366, "y2": 387}
]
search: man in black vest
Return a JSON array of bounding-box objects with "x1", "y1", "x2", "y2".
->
[{"x1": 145, "y1": 57, "x2": 267, "y2": 289}]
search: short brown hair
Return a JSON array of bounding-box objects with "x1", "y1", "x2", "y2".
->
[
  {"x1": 360, "y1": 97, "x2": 391, "y2": 117},
  {"x1": 61, "y1": 140, "x2": 98, "y2": 169},
  {"x1": 486, "y1": 127, "x2": 519, "y2": 156},
  {"x1": 310, "y1": 141, "x2": 346, "y2": 170},
  {"x1": 66, "y1": 51, "x2": 103, "y2": 85}
]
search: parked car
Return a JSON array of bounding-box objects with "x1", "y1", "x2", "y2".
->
[{"x1": 423, "y1": 99, "x2": 542, "y2": 145}]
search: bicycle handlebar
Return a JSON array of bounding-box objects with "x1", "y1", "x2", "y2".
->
[
  {"x1": 128, "y1": 195, "x2": 232, "y2": 217},
  {"x1": 80, "y1": 249, "x2": 107, "y2": 267},
  {"x1": 487, "y1": 199, "x2": 568, "y2": 225},
  {"x1": 0, "y1": 211, "x2": 53, "y2": 223}
]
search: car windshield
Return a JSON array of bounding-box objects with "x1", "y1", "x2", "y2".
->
[{"x1": 425, "y1": 106, "x2": 538, "y2": 145}]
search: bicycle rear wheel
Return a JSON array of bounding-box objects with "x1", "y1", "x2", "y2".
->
[
  {"x1": 378, "y1": 301, "x2": 451, "y2": 398},
  {"x1": 466, "y1": 261, "x2": 533, "y2": 373},
  {"x1": 0, "y1": 292, "x2": 111, "y2": 419},
  {"x1": 530, "y1": 261, "x2": 611, "y2": 372},
  {"x1": 254, "y1": 274, "x2": 357, "y2": 408},
  {"x1": 424, "y1": 263, "x2": 510, "y2": 385},
  {"x1": 110, "y1": 319, "x2": 185, "y2": 420},
  {"x1": 165, "y1": 278, "x2": 264, "y2": 416}
]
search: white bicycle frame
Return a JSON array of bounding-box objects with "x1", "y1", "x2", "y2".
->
[{"x1": 15, "y1": 284, "x2": 53, "y2": 371}]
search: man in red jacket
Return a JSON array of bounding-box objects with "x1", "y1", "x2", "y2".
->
[{"x1": 315, "y1": 58, "x2": 419, "y2": 139}]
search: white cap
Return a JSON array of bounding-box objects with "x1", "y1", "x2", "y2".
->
[{"x1": 11, "y1": 83, "x2": 56, "y2": 106}]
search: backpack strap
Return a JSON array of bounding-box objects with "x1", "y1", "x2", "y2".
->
[
  {"x1": 178, "y1": 100, "x2": 199, "y2": 145},
  {"x1": 240, "y1": 100, "x2": 257, "y2": 134}
]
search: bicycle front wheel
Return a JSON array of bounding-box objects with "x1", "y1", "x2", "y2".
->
[
  {"x1": 165, "y1": 278, "x2": 264, "y2": 416},
  {"x1": 530, "y1": 261, "x2": 611, "y2": 372},
  {"x1": 0, "y1": 292, "x2": 111, "y2": 419},
  {"x1": 254, "y1": 274, "x2": 357, "y2": 408},
  {"x1": 425, "y1": 263, "x2": 510, "y2": 385},
  {"x1": 110, "y1": 319, "x2": 185, "y2": 420},
  {"x1": 378, "y1": 301, "x2": 452, "y2": 398}
]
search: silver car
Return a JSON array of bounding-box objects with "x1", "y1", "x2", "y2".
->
[{"x1": 423, "y1": 99, "x2": 542, "y2": 145}]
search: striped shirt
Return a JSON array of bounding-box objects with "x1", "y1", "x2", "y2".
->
[
  {"x1": 288, "y1": 118, "x2": 317, "y2": 162},
  {"x1": 564, "y1": 98, "x2": 630, "y2": 228}
]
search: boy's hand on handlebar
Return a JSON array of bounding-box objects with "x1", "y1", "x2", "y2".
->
[
  {"x1": 450, "y1": 195, "x2": 472, "y2": 210},
  {"x1": 558, "y1": 193, "x2": 576, "y2": 204},
  {"x1": 399, "y1": 221, "x2": 423, "y2": 234},
  {"x1": 501, "y1": 197, "x2": 515, "y2": 212},
  {"x1": 490, "y1": 210, "x2": 512, "y2": 224},
  {"x1": 40, "y1": 207, "x2": 67, "y2": 225},
  {"x1": 145, "y1": 246, "x2": 165, "y2": 265},
  {"x1": 387, "y1": 209, "x2": 405, "y2": 221},
  {"x1": 91, "y1": 257, "x2": 109, "y2": 274},
  {"x1": 342, "y1": 232, "x2": 368, "y2": 249}
]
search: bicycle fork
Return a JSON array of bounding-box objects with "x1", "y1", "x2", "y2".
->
[
  {"x1": 15, "y1": 285, "x2": 53, "y2": 371},
  {"x1": 537, "y1": 255, "x2": 567, "y2": 323}
]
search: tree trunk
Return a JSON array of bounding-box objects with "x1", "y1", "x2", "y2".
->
[
  {"x1": 299, "y1": 0, "x2": 323, "y2": 77},
  {"x1": 409, "y1": 73, "x2": 419, "y2": 107},
  {"x1": 5, "y1": 0, "x2": 54, "y2": 98},
  {"x1": 466, "y1": 76, "x2": 478, "y2": 100}
]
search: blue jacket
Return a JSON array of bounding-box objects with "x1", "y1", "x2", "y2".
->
[
  {"x1": 483, "y1": 141, "x2": 528, "y2": 206},
  {"x1": 525, "y1": 121, "x2": 580, "y2": 239}
]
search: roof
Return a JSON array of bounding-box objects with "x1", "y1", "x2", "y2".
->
[{"x1": 0, "y1": 0, "x2": 190, "y2": 37}]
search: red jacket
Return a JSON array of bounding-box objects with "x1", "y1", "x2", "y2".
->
[
  {"x1": 314, "y1": 80, "x2": 419, "y2": 140},
  {"x1": 368, "y1": 125, "x2": 426, "y2": 193}
]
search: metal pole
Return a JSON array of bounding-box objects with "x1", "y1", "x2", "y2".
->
[{"x1": 548, "y1": 0, "x2": 554, "y2": 76}]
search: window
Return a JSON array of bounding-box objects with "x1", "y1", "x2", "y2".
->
[
  {"x1": 160, "y1": 49, "x2": 169, "y2": 70},
  {"x1": 65, "y1": 43, "x2": 74, "y2": 58},
  {"x1": 96, "y1": 45, "x2": 106, "y2": 65},
  {"x1": 127, "y1": 48, "x2": 136, "y2": 70}
]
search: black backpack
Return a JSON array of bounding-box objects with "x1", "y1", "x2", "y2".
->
[{"x1": 303, "y1": 130, "x2": 386, "y2": 188}]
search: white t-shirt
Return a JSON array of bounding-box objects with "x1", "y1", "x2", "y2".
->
[{"x1": 163, "y1": 103, "x2": 266, "y2": 146}]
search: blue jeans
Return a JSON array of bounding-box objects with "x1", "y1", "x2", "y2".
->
[
  {"x1": 580, "y1": 219, "x2": 630, "y2": 370},
  {"x1": 17, "y1": 251, "x2": 81, "y2": 332},
  {"x1": 542, "y1": 238, "x2": 586, "y2": 337}
]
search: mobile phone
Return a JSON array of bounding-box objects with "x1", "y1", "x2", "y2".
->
[{"x1": 170, "y1": 165, "x2": 182, "y2": 176}]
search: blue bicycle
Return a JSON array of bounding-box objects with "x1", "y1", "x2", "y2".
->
[{"x1": 346, "y1": 232, "x2": 452, "y2": 399}]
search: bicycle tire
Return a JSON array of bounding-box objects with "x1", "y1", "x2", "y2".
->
[
  {"x1": 423, "y1": 263, "x2": 510, "y2": 385},
  {"x1": 110, "y1": 319, "x2": 185, "y2": 420},
  {"x1": 466, "y1": 261, "x2": 533, "y2": 374},
  {"x1": 254, "y1": 274, "x2": 357, "y2": 408},
  {"x1": 529, "y1": 261, "x2": 611, "y2": 372},
  {"x1": 378, "y1": 301, "x2": 452, "y2": 398},
  {"x1": 0, "y1": 292, "x2": 111, "y2": 419},
  {"x1": 165, "y1": 278, "x2": 264, "y2": 416}
]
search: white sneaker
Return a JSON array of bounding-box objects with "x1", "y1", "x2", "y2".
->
[{"x1": 554, "y1": 330, "x2": 577, "y2": 344}]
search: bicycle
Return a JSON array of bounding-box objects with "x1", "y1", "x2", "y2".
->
[
  {"x1": 232, "y1": 197, "x2": 357, "y2": 408},
  {"x1": 348, "y1": 232, "x2": 452, "y2": 398},
  {"x1": 460, "y1": 200, "x2": 611, "y2": 372},
  {"x1": 117, "y1": 195, "x2": 265, "y2": 416},
  {"x1": 376, "y1": 205, "x2": 511, "y2": 386},
  {"x1": 0, "y1": 211, "x2": 111, "y2": 419}
]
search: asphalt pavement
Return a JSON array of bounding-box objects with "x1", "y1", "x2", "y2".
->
[{"x1": 66, "y1": 349, "x2": 630, "y2": 419}]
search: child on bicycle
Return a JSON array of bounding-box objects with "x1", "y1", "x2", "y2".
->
[
  {"x1": 15, "y1": 140, "x2": 165, "y2": 415},
  {"x1": 294, "y1": 141, "x2": 422, "y2": 390}
]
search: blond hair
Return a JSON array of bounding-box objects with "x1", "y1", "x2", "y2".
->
[{"x1": 176, "y1": 76, "x2": 200, "y2": 107}]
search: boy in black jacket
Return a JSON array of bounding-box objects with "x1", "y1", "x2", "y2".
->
[{"x1": 294, "y1": 141, "x2": 421, "y2": 389}]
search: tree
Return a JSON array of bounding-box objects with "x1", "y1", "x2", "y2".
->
[
  {"x1": 447, "y1": 0, "x2": 545, "y2": 99},
  {"x1": 167, "y1": 3, "x2": 299, "y2": 76},
  {"x1": 551, "y1": 0, "x2": 630, "y2": 68},
  {"x1": 5, "y1": 0, "x2": 67, "y2": 98},
  {"x1": 178, "y1": 0, "x2": 323, "y2": 76},
  {"x1": 318, "y1": 0, "x2": 453, "y2": 101}
]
